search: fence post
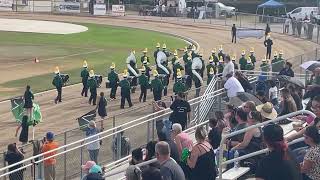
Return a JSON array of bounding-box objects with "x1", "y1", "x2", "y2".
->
[
  {"x1": 116, "y1": 129, "x2": 121, "y2": 160},
  {"x1": 300, "y1": 55, "x2": 303, "y2": 75},
  {"x1": 197, "y1": 102, "x2": 200, "y2": 123},
  {"x1": 80, "y1": 142, "x2": 84, "y2": 179},
  {"x1": 147, "y1": 120, "x2": 151, "y2": 144},
  {"x1": 64, "y1": 132, "x2": 67, "y2": 180},
  {"x1": 152, "y1": 116, "x2": 155, "y2": 141},
  {"x1": 254, "y1": 14, "x2": 257, "y2": 28},
  {"x1": 239, "y1": 14, "x2": 242, "y2": 27},
  {"x1": 112, "y1": 116, "x2": 116, "y2": 161},
  {"x1": 3, "y1": 152, "x2": 6, "y2": 180},
  {"x1": 316, "y1": 48, "x2": 318, "y2": 60}
]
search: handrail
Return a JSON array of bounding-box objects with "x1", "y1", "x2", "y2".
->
[
  {"x1": 217, "y1": 110, "x2": 316, "y2": 179},
  {"x1": 0, "y1": 80, "x2": 225, "y2": 176}
]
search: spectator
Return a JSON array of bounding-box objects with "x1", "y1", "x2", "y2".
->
[
  {"x1": 169, "y1": 93, "x2": 191, "y2": 130},
  {"x1": 265, "y1": 23, "x2": 271, "y2": 40},
  {"x1": 145, "y1": 141, "x2": 157, "y2": 161},
  {"x1": 85, "y1": 121, "x2": 100, "y2": 164},
  {"x1": 279, "y1": 88, "x2": 297, "y2": 116},
  {"x1": 112, "y1": 128, "x2": 131, "y2": 159},
  {"x1": 96, "y1": 92, "x2": 107, "y2": 129},
  {"x1": 292, "y1": 17, "x2": 297, "y2": 35},
  {"x1": 222, "y1": 55, "x2": 234, "y2": 79},
  {"x1": 214, "y1": 111, "x2": 227, "y2": 131},
  {"x1": 256, "y1": 102, "x2": 278, "y2": 121},
  {"x1": 171, "y1": 123, "x2": 193, "y2": 157},
  {"x1": 227, "y1": 108, "x2": 248, "y2": 149},
  {"x1": 300, "y1": 126, "x2": 320, "y2": 180},
  {"x1": 255, "y1": 124, "x2": 302, "y2": 180},
  {"x1": 224, "y1": 74, "x2": 245, "y2": 99},
  {"x1": 256, "y1": 91, "x2": 268, "y2": 104},
  {"x1": 85, "y1": 164, "x2": 104, "y2": 180},
  {"x1": 41, "y1": 132, "x2": 59, "y2": 180},
  {"x1": 231, "y1": 24, "x2": 237, "y2": 43},
  {"x1": 187, "y1": 126, "x2": 216, "y2": 180},
  {"x1": 288, "y1": 85, "x2": 303, "y2": 111},
  {"x1": 5, "y1": 143, "x2": 24, "y2": 180},
  {"x1": 155, "y1": 141, "x2": 185, "y2": 180},
  {"x1": 231, "y1": 111, "x2": 263, "y2": 154},
  {"x1": 23, "y1": 85, "x2": 34, "y2": 119},
  {"x1": 297, "y1": 19, "x2": 303, "y2": 37},
  {"x1": 284, "y1": 17, "x2": 291, "y2": 33},
  {"x1": 268, "y1": 80, "x2": 278, "y2": 106},
  {"x1": 126, "y1": 165, "x2": 142, "y2": 180},
  {"x1": 81, "y1": 161, "x2": 96, "y2": 180},
  {"x1": 130, "y1": 148, "x2": 143, "y2": 165},
  {"x1": 279, "y1": 62, "x2": 294, "y2": 77},
  {"x1": 15, "y1": 115, "x2": 29, "y2": 145},
  {"x1": 242, "y1": 101, "x2": 256, "y2": 113},
  {"x1": 142, "y1": 167, "x2": 162, "y2": 180},
  {"x1": 158, "y1": 131, "x2": 180, "y2": 163},
  {"x1": 208, "y1": 118, "x2": 223, "y2": 149},
  {"x1": 235, "y1": 71, "x2": 252, "y2": 92}
]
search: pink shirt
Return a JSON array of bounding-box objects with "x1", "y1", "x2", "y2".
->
[{"x1": 177, "y1": 132, "x2": 193, "y2": 150}]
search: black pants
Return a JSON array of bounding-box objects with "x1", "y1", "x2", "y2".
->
[
  {"x1": 266, "y1": 47, "x2": 272, "y2": 60},
  {"x1": 55, "y1": 86, "x2": 62, "y2": 103},
  {"x1": 232, "y1": 34, "x2": 236, "y2": 43},
  {"x1": 139, "y1": 86, "x2": 147, "y2": 102},
  {"x1": 81, "y1": 81, "x2": 88, "y2": 97},
  {"x1": 120, "y1": 93, "x2": 133, "y2": 108},
  {"x1": 89, "y1": 89, "x2": 97, "y2": 105},
  {"x1": 163, "y1": 87, "x2": 168, "y2": 96},
  {"x1": 153, "y1": 90, "x2": 162, "y2": 101},
  {"x1": 110, "y1": 85, "x2": 117, "y2": 99}
]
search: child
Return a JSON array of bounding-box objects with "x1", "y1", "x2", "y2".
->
[{"x1": 268, "y1": 80, "x2": 278, "y2": 106}]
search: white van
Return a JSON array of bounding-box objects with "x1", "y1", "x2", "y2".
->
[{"x1": 287, "y1": 7, "x2": 318, "y2": 20}]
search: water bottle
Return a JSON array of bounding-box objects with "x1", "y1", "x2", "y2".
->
[{"x1": 234, "y1": 150, "x2": 239, "y2": 169}]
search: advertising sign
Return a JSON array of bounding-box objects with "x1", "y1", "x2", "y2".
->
[
  {"x1": 112, "y1": 5, "x2": 125, "y2": 16},
  {"x1": 94, "y1": 4, "x2": 106, "y2": 15}
]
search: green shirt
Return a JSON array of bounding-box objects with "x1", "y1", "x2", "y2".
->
[
  {"x1": 185, "y1": 60, "x2": 192, "y2": 76},
  {"x1": 119, "y1": 79, "x2": 131, "y2": 92},
  {"x1": 108, "y1": 71, "x2": 119, "y2": 85},
  {"x1": 183, "y1": 53, "x2": 188, "y2": 63},
  {"x1": 207, "y1": 74, "x2": 214, "y2": 85},
  {"x1": 151, "y1": 77, "x2": 163, "y2": 92},
  {"x1": 80, "y1": 68, "x2": 89, "y2": 81},
  {"x1": 260, "y1": 63, "x2": 270, "y2": 72},
  {"x1": 52, "y1": 74, "x2": 63, "y2": 88},
  {"x1": 249, "y1": 55, "x2": 256, "y2": 65},
  {"x1": 245, "y1": 63, "x2": 254, "y2": 71},
  {"x1": 173, "y1": 81, "x2": 186, "y2": 94},
  {"x1": 217, "y1": 64, "x2": 224, "y2": 74},
  {"x1": 271, "y1": 58, "x2": 284, "y2": 72},
  {"x1": 87, "y1": 77, "x2": 97, "y2": 89},
  {"x1": 239, "y1": 57, "x2": 247, "y2": 70},
  {"x1": 139, "y1": 74, "x2": 149, "y2": 87},
  {"x1": 212, "y1": 55, "x2": 219, "y2": 65}
]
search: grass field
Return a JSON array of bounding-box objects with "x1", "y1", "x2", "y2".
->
[{"x1": 0, "y1": 23, "x2": 187, "y2": 98}]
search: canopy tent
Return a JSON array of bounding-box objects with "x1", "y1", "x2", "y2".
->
[{"x1": 256, "y1": 0, "x2": 286, "y2": 16}]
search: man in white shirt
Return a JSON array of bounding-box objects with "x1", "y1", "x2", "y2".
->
[
  {"x1": 222, "y1": 55, "x2": 234, "y2": 80},
  {"x1": 224, "y1": 74, "x2": 244, "y2": 98}
]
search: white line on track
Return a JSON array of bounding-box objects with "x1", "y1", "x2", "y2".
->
[{"x1": 2, "y1": 49, "x2": 105, "y2": 69}]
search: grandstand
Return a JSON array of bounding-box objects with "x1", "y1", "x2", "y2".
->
[{"x1": 0, "y1": 4, "x2": 320, "y2": 180}]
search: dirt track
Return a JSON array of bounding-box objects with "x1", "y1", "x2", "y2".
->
[{"x1": 0, "y1": 12, "x2": 318, "y2": 154}]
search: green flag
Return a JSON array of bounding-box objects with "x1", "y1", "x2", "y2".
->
[{"x1": 11, "y1": 97, "x2": 42, "y2": 126}]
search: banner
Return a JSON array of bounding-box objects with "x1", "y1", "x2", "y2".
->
[
  {"x1": 11, "y1": 97, "x2": 42, "y2": 126},
  {"x1": 0, "y1": 0, "x2": 13, "y2": 11},
  {"x1": 77, "y1": 109, "x2": 96, "y2": 130},
  {"x1": 94, "y1": 4, "x2": 106, "y2": 15},
  {"x1": 236, "y1": 28, "x2": 264, "y2": 39},
  {"x1": 55, "y1": 2, "x2": 80, "y2": 13},
  {"x1": 112, "y1": 5, "x2": 125, "y2": 16}
]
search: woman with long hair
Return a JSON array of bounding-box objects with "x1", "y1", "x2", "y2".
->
[
  {"x1": 5, "y1": 143, "x2": 24, "y2": 180},
  {"x1": 15, "y1": 115, "x2": 29, "y2": 145},
  {"x1": 96, "y1": 92, "x2": 107, "y2": 130},
  {"x1": 279, "y1": 88, "x2": 297, "y2": 116},
  {"x1": 255, "y1": 123, "x2": 301, "y2": 180}
]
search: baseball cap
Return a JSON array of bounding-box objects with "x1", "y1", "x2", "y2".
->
[
  {"x1": 89, "y1": 165, "x2": 102, "y2": 174},
  {"x1": 46, "y1": 132, "x2": 54, "y2": 141}
]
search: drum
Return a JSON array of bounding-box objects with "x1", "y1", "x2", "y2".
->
[
  {"x1": 60, "y1": 74, "x2": 69, "y2": 86},
  {"x1": 94, "y1": 75, "x2": 103, "y2": 87}
]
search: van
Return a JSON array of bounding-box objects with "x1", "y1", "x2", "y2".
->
[{"x1": 287, "y1": 7, "x2": 318, "y2": 20}]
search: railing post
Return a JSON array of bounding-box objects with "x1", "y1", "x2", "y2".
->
[
  {"x1": 152, "y1": 116, "x2": 155, "y2": 141},
  {"x1": 239, "y1": 14, "x2": 242, "y2": 27},
  {"x1": 218, "y1": 92, "x2": 222, "y2": 111},
  {"x1": 197, "y1": 102, "x2": 200, "y2": 123},
  {"x1": 37, "y1": 156, "x2": 43, "y2": 180},
  {"x1": 300, "y1": 55, "x2": 303, "y2": 75},
  {"x1": 3, "y1": 152, "x2": 6, "y2": 180},
  {"x1": 112, "y1": 116, "x2": 116, "y2": 161},
  {"x1": 116, "y1": 129, "x2": 121, "y2": 160},
  {"x1": 63, "y1": 132, "x2": 67, "y2": 180},
  {"x1": 147, "y1": 120, "x2": 151, "y2": 144},
  {"x1": 316, "y1": 48, "x2": 318, "y2": 60},
  {"x1": 80, "y1": 142, "x2": 84, "y2": 178}
]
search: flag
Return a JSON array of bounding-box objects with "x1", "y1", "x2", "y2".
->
[
  {"x1": 77, "y1": 109, "x2": 96, "y2": 130},
  {"x1": 11, "y1": 97, "x2": 42, "y2": 126}
]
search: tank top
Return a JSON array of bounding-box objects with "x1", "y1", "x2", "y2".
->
[{"x1": 191, "y1": 143, "x2": 217, "y2": 180}]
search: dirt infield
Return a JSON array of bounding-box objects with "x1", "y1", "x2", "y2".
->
[{"x1": 0, "y1": 12, "x2": 318, "y2": 155}]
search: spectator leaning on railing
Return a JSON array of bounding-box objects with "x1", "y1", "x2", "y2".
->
[
  {"x1": 41, "y1": 132, "x2": 59, "y2": 180},
  {"x1": 5, "y1": 143, "x2": 24, "y2": 180}
]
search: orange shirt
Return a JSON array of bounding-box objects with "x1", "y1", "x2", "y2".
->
[{"x1": 41, "y1": 141, "x2": 59, "y2": 166}]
